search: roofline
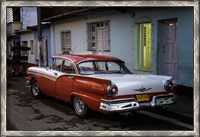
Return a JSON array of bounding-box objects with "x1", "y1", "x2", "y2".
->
[
  {"x1": 26, "y1": 23, "x2": 51, "y2": 30},
  {"x1": 15, "y1": 29, "x2": 32, "y2": 34},
  {"x1": 42, "y1": 7, "x2": 98, "y2": 22}
]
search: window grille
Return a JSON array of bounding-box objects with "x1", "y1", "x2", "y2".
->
[
  {"x1": 61, "y1": 31, "x2": 71, "y2": 54},
  {"x1": 7, "y1": 8, "x2": 13, "y2": 23}
]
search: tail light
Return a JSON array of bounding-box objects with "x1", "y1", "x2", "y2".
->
[
  {"x1": 108, "y1": 85, "x2": 118, "y2": 96},
  {"x1": 164, "y1": 80, "x2": 173, "y2": 91}
]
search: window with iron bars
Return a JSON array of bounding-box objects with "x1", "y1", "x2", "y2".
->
[
  {"x1": 7, "y1": 8, "x2": 13, "y2": 23},
  {"x1": 61, "y1": 31, "x2": 71, "y2": 54}
]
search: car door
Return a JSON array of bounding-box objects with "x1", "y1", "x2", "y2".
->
[
  {"x1": 41, "y1": 58, "x2": 64, "y2": 97},
  {"x1": 55, "y1": 59, "x2": 76, "y2": 102}
]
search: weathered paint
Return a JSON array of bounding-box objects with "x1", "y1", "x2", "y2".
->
[
  {"x1": 20, "y1": 7, "x2": 37, "y2": 29},
  {"x1": 49, "y1": 8, "x2": 193, "y2": 87},
  {"x1": 34, "y1": 25, "x2": 51, "y2": 66},
  {"x1": 42, "y1": 25, "x2": 51, "y2": 67}
]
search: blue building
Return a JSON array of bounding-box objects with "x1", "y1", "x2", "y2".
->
[
  {"x1": 7, "y1": 7, "x2": 194, "y2": 94},
  {"x1": 42, "y1": 7, "x2": 193, "y2": 92},
  {"x1": 27, "y1": 24, "x2": 51, "y2": 66}
]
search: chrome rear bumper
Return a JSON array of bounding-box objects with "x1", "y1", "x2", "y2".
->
[
  {"x1": 100, "y1": 93, "x2": 175, "y2": 112},
  {"x1": 140, "y1": 93, "x2": 175, "y2": 108},
  {"x1": 100, "y1": 98, "x2": 140, "y2": 112}
]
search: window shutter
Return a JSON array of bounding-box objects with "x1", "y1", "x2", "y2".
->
[
  {"x1": 103, "y1": 28, "x2": 110, "y2": 51},
  {"x1": 87, "y1": 23, "x2": 97, "y2": 51},
  {"x1": 134, "y1": 23, "x2": 152, "y2": 71},
  {"x1": 87, "y1": 21, "x2": 110, "y2": 52},
  {"x1": 145, "y1": 24, "x2": 152, "y2": 71},
  {"x1": 87, "y1": 24, "x2": 92, "y2": 51}
]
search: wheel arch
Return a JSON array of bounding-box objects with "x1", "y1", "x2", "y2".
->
[
  {"x1": 28, "y1": 74, "x2": 42, "y2": 87},
  {"x1": 30, "y1": 77, "x2": 36, "y2": 85},
  {"x1": 70, "y1": 92, "x2": 101, "y2": 112}
]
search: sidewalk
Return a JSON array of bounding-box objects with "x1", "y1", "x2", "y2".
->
[{"x1": 167, "y1": 94, "x2": 193, "y2": 118}]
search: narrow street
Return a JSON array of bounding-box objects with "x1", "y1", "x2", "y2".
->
[{"x1": 6, "y1": 71, "x2": 193, "y2": 131}]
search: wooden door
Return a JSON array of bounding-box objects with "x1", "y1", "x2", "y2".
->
[{"x1": 162, "y1": 20, "x2": 178, "y2": 82}]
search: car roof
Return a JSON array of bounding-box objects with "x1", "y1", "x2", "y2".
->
[{"x1": 52, "y1": 54, "x2": 124, "y2": 65}]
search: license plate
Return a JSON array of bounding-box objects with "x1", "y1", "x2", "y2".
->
[{"x1": 136, "y1": 94, "x2": 150, "y2": 102}]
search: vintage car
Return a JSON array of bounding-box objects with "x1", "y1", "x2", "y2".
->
[{"x1": 27, "y1": 54, "x2": 175, "y2": 117}]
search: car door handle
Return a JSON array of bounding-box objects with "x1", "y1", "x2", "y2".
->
[{"x1": 68, "y1": 76, "x2": 74, "y2": 79}]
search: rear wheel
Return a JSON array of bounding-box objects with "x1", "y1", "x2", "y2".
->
[
  {"x1": 73, "y1": 96, "x2": 88, "y2": 118},
  {"x1": 31, "y1": 80, "x2": 42, "y2": 98}
]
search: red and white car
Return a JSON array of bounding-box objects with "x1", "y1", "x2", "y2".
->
[{"x1": 27, "y1": 54, "x2": 175, "y2": 117}]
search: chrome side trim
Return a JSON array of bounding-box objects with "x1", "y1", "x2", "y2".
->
[
  {"x1": 28, "y1": 71, "x2": 57, "y2": 82},
  {"x1": 101, "y1": 98, "x2": 136, "y2": 104}
]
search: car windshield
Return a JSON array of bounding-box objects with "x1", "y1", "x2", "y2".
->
[{"x1": 77, "y1": 61, "x2": 132, "y2": 75}]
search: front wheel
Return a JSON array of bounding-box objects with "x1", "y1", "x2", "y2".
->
[
  {"x1": 31, "y1": 80, "x2": 42, "y2": 98},
  {"x1": 73, "y1": 96, "x2": 88, "y2": 118}
]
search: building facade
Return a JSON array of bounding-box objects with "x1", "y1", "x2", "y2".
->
[
  {"x1": 7, "y1": 7, "x2": 194, "y2": 89},
  {"x1": 45, "y1": 7, "x2": 193, "y2": 88},
  {"x1": 6, "y1": 7, "x2": 37, "y2": 62}
]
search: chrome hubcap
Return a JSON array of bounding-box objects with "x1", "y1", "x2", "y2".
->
[
  {"x1": 74, "y1": 97, "x2": 85, "y2": 114},
  {"x1": 32, "y1": 82, "x2": 39, "y2": 96}
]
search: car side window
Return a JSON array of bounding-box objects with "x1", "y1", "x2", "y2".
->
[
  {"x1": 107, "y1": 62, "x2": 121, "y2": 71},
  {"x1": 52, "y1": 59, "x2": 63, "y2": 71},
  {"x1": 62, "y1": 59, "x2": 76, "y2": 74}
]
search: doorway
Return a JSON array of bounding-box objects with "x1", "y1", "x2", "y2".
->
[
  {"x1": 43, "y1": 38, "x2": 48, "y2": 67},
  {"x1": 159, "y1": 19, "x2": 178, "y2": 83}
]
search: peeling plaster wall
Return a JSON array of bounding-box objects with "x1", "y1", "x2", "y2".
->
[{"x1": 20, "y1": 7, "x2": 37, "y2": 29}]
